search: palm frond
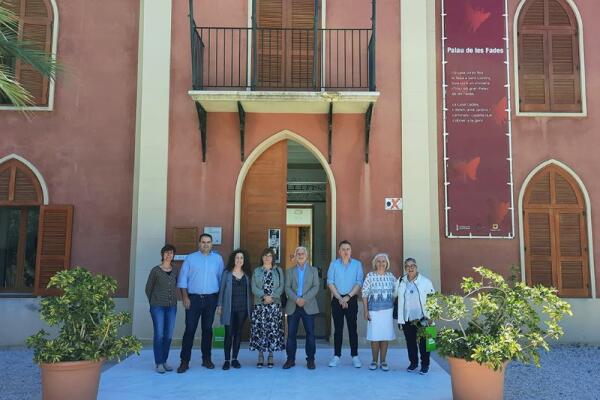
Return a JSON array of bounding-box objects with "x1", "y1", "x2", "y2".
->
[{"x1": 0, "y1": 62, "x2": 31, "y2": 107}]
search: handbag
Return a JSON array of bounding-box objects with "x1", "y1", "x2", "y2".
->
[
  {"x1": 275, "y1": 267, "x2": 287, "y2": 308},
  {"x1": 424, "y1": 325, "x2": 437, "y2": 352},
  {"x1": 212, "y1": 326, "x2": 225, "y2": 349}
]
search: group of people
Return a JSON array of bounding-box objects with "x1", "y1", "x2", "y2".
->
[{"x1": 144, "y1": 234, "x2": 435, "y2": 375}]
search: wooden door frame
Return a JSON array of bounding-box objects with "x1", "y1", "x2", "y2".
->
[
  {"x1": 518, "y1": 159, "x2": 596, "y2": 298},
  {"x1": 233, "y1": 130, "x2": 337, "y2": 264}
]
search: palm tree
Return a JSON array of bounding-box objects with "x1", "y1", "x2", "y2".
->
[{"x1": 0, "y1": 4, "x2": 57, "y2": 107}]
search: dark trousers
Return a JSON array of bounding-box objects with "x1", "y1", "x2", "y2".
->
[
  {"x1": 180, "y1": 293, "x2": 218, "y2": 363},
  {"x1": 286, "y1": 307, "x2": 316, "y2": 362},
  {"x1": 401, "y1": 322, "x2": 430, "y2": 368},
  {"x1": 149, "y1": 305, "x2": 177, "y2": 365},
  {"x1": 331, "y1": 296, "x2": 358, "y2": 357},
  {"x1": 224, "y1": 310, "x2": 247, "y2": 361}
]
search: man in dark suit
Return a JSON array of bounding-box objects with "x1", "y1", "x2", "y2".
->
[{"x1": 283, "y1": 246, "x2": 320, "y2": 370}]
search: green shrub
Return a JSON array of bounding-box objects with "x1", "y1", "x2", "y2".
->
[
  {"x1": 26, "y1": 267, "x2": 142, "y2": 363},
  {"x1": 427, "y1": 266, "x2": 572, "y2": 370}
]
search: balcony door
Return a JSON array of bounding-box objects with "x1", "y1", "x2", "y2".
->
[{"x1": 256, "y1": 0, "x2": 320, "y2": 89}]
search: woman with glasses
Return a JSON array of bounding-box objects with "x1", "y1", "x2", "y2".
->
[
  {"x1": 395, "y1": 257, "x2": 435, "y2": 375},
  {"x1": 249, "y1": 248, "x2": 285, "y2": 368}
]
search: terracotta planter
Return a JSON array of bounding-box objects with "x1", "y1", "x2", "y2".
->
[
  {"x1": 40, "y1": 359, "x2": 104, "y2": 400},
  {"x1": 447, "y1": 357, "x2": 507, "y2": 400}
]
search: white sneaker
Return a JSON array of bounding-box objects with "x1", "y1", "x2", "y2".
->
[
  {"x1": 352, "y1": 356, "x2": 362, "y2": 368},
  {"x1": 328, "y1": 356, "x2": 340, "y2": 367},
  {"x1": 155, "y1": 364, "x2": 166, "y2": 374}
]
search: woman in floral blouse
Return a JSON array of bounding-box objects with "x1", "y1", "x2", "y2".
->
[{"x1": 362, "y1": 253, "x2": 396, "y2": 371}]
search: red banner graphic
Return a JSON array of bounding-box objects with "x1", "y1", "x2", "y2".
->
[{"x1": 442, "y1": 0, "x2": 514, "y2": 238}]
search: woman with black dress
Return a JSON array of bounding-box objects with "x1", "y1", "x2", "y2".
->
[
  {"x1": 249, "y1": 248, "x2": 285, "y2": 368},
  {"x1": 217, "y1": 249, "x2": 252, "y2": 370}
]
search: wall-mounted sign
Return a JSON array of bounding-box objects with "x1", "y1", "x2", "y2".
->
[
  {"x1": 385, "y1": 197, "x2": 403, "y2": 211},
  {"x1": 268, "y1": 228, "x2": 281, "y2": 264},
  {"x1": 204, "y1": 226, "x2": 222, "y2": 245},
  {"x1": 442, "y1": 0, "x2": 514, "y2": 238}
]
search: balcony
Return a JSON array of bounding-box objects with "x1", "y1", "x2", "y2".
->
[{"x1": 187, "y1": 0, "x2": 379, "y2": 162}]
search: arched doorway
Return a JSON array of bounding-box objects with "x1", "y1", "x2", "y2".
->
[
  {"x1": 236, "y1": 131, "x2": 336, "y2": 338},
  {"x1": 522, "y1": 164, "x2": 591, "y2": 297}
]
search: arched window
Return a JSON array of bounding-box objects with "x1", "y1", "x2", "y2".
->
[
  {"x1": 0, "y1": 158, "x2": 72, "y2": 295},
  {"x1": 523, "y1": 165, "x2": 590, "y2": 297},
  {"x1": 517, "y1": 0, "x2": 582, "y2": 113},
  {"x1": 0, "y1": 0, "x2": 55, "y2": 107}
]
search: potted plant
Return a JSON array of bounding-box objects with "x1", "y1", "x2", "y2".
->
[
  {"x1": 426, "y1": 266, "x2": 572, "y2": 400},
  {"x1": 27, "y1": 267, "x2": 142, "y2": 400}
]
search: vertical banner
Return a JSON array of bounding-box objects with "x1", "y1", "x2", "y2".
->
[{"x1": 442, "y1": 0, "x2": 514, "y2": 238}]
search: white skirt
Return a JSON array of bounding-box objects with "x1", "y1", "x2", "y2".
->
[{"x1": 366, "y1": 308, "x2": 396, "y2": 341}]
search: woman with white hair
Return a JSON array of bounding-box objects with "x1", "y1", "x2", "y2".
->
[
  {"x1": 395, "y1": 257, "x2": 435, "y2": 375},
  {"x1": 361, "y1": 253, "x2": 397, "y2": 371}
]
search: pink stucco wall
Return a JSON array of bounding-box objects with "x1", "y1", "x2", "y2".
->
[
  {"x1": 168, "y1": 0, "x2": 403, "y2": 273},
  {"x1": 0, "y1": 0, "x2": 139, "y2": 296},
  {"x1": 438, "y1": 0, "x2": 600, "y2": 295}
]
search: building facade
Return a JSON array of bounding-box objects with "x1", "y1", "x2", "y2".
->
[{"x1": 0, "y1": 0, "x2": 598, "y2": 345}]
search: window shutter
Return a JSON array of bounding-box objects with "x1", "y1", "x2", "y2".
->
[
  {"x1": 525, "y1": 211, "x2": 555, "y2": 288},
  {"x1": 257, "y1": 0, "x2": 284, "y2": 87},
  {"x1": 11, "y1": 0, "x2": 53, "y2": 106},
  {"x1": 171, "y1": 227, "x2": 198, "y2": 256},
  {"x1": 518, "y1": 0, "x2": 581, "y2": 113},
  {"x1": 290, "y1": 0, "x2": 317, "y2": 88},
  {"x1": 0, "y1": 167, "x2": 11, "y2": 201},
  {"x1": 548, "y1": 31, "x2": 580, "y2": 112},
  {"x1": 525, "y1": 170, "x2": 551, "y2": 205},
  {"x1": 553, "y1": 173, "x2": 578, "y2": 205},
  {"x1": 34, "y1": 205, "x2": 73, "y2": 296},
  {"x1": 555, "y1": 211, "x2": 589, "y2": 297},
  {"x1": 0, "y1": 159, "x2": 43, "y2": 206},
  {"x1": 524, "y1": 165, "x2": 590, "y2": 297},
  {"x1": 519, "y1": 32, "x2": 549, "y2": 112}
]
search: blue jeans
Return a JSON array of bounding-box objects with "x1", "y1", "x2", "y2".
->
[
  {"x1": 286, "y1": 307, "x2": 316, "y2": 362},
  {"x1": 150, "y1": 305, "x2": 177, "y2": 365}
]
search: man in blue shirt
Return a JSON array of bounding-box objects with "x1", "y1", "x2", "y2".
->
[
  {"x1": 327, "y1": 240, "x2": 364, "y2": 368},
  {"x1": 283, "y1": 246, "x2": 320, "y2": 370},
  {"x1": 177, "y1": 233, "x2": 224, "y2": 373}
]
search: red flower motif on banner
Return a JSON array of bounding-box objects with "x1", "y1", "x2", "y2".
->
[
  {"x1": 465, "y1": 3, "x2": 491, "y2": 33},
  {"x1": 451, "y1": 156, "x2": 480, "y2": 182},
  {"x1": 492, "y1": 97, "x2": 508, "y2": 126},
  {"x1": 488, "y1": 199, "x2": 510, "y2": 225}
]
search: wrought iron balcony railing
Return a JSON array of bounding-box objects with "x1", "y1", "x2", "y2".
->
[{"x1": 190, "y1": 25, "x2": 376, "y2": 91}]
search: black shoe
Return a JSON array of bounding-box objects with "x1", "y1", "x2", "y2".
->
[
  {"x1": 201, "y1": 359, "x2": 215, "y2": 369},
  {"x1": 176, "y1": 361, "x2": 189, "y2": 373},
  {"x1": 282, "y1": 359, "x2": 295, "y2": 369},
  {"x1": 407, "y1": 364, "x2": 418, "y2": 372},
  {"x1": 231, "y1": 359, "x2": 241, "y2": 369},
  {"x1": 419, "y1": 366, "x2": 429, "y2": 375},
  {"x1": 222, "y1": 361, "x2": 230, "y2": 370},
  {"x1": 307, "y1": 359, "x2": 316, "y2": 370}
]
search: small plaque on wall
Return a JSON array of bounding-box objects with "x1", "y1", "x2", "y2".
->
[
  {"x1": 204, "y1": 226, "x2": 222, "y2": 245},
  {"x1": 172, "y1": 226, "x2": 198, "y2": 261}
]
